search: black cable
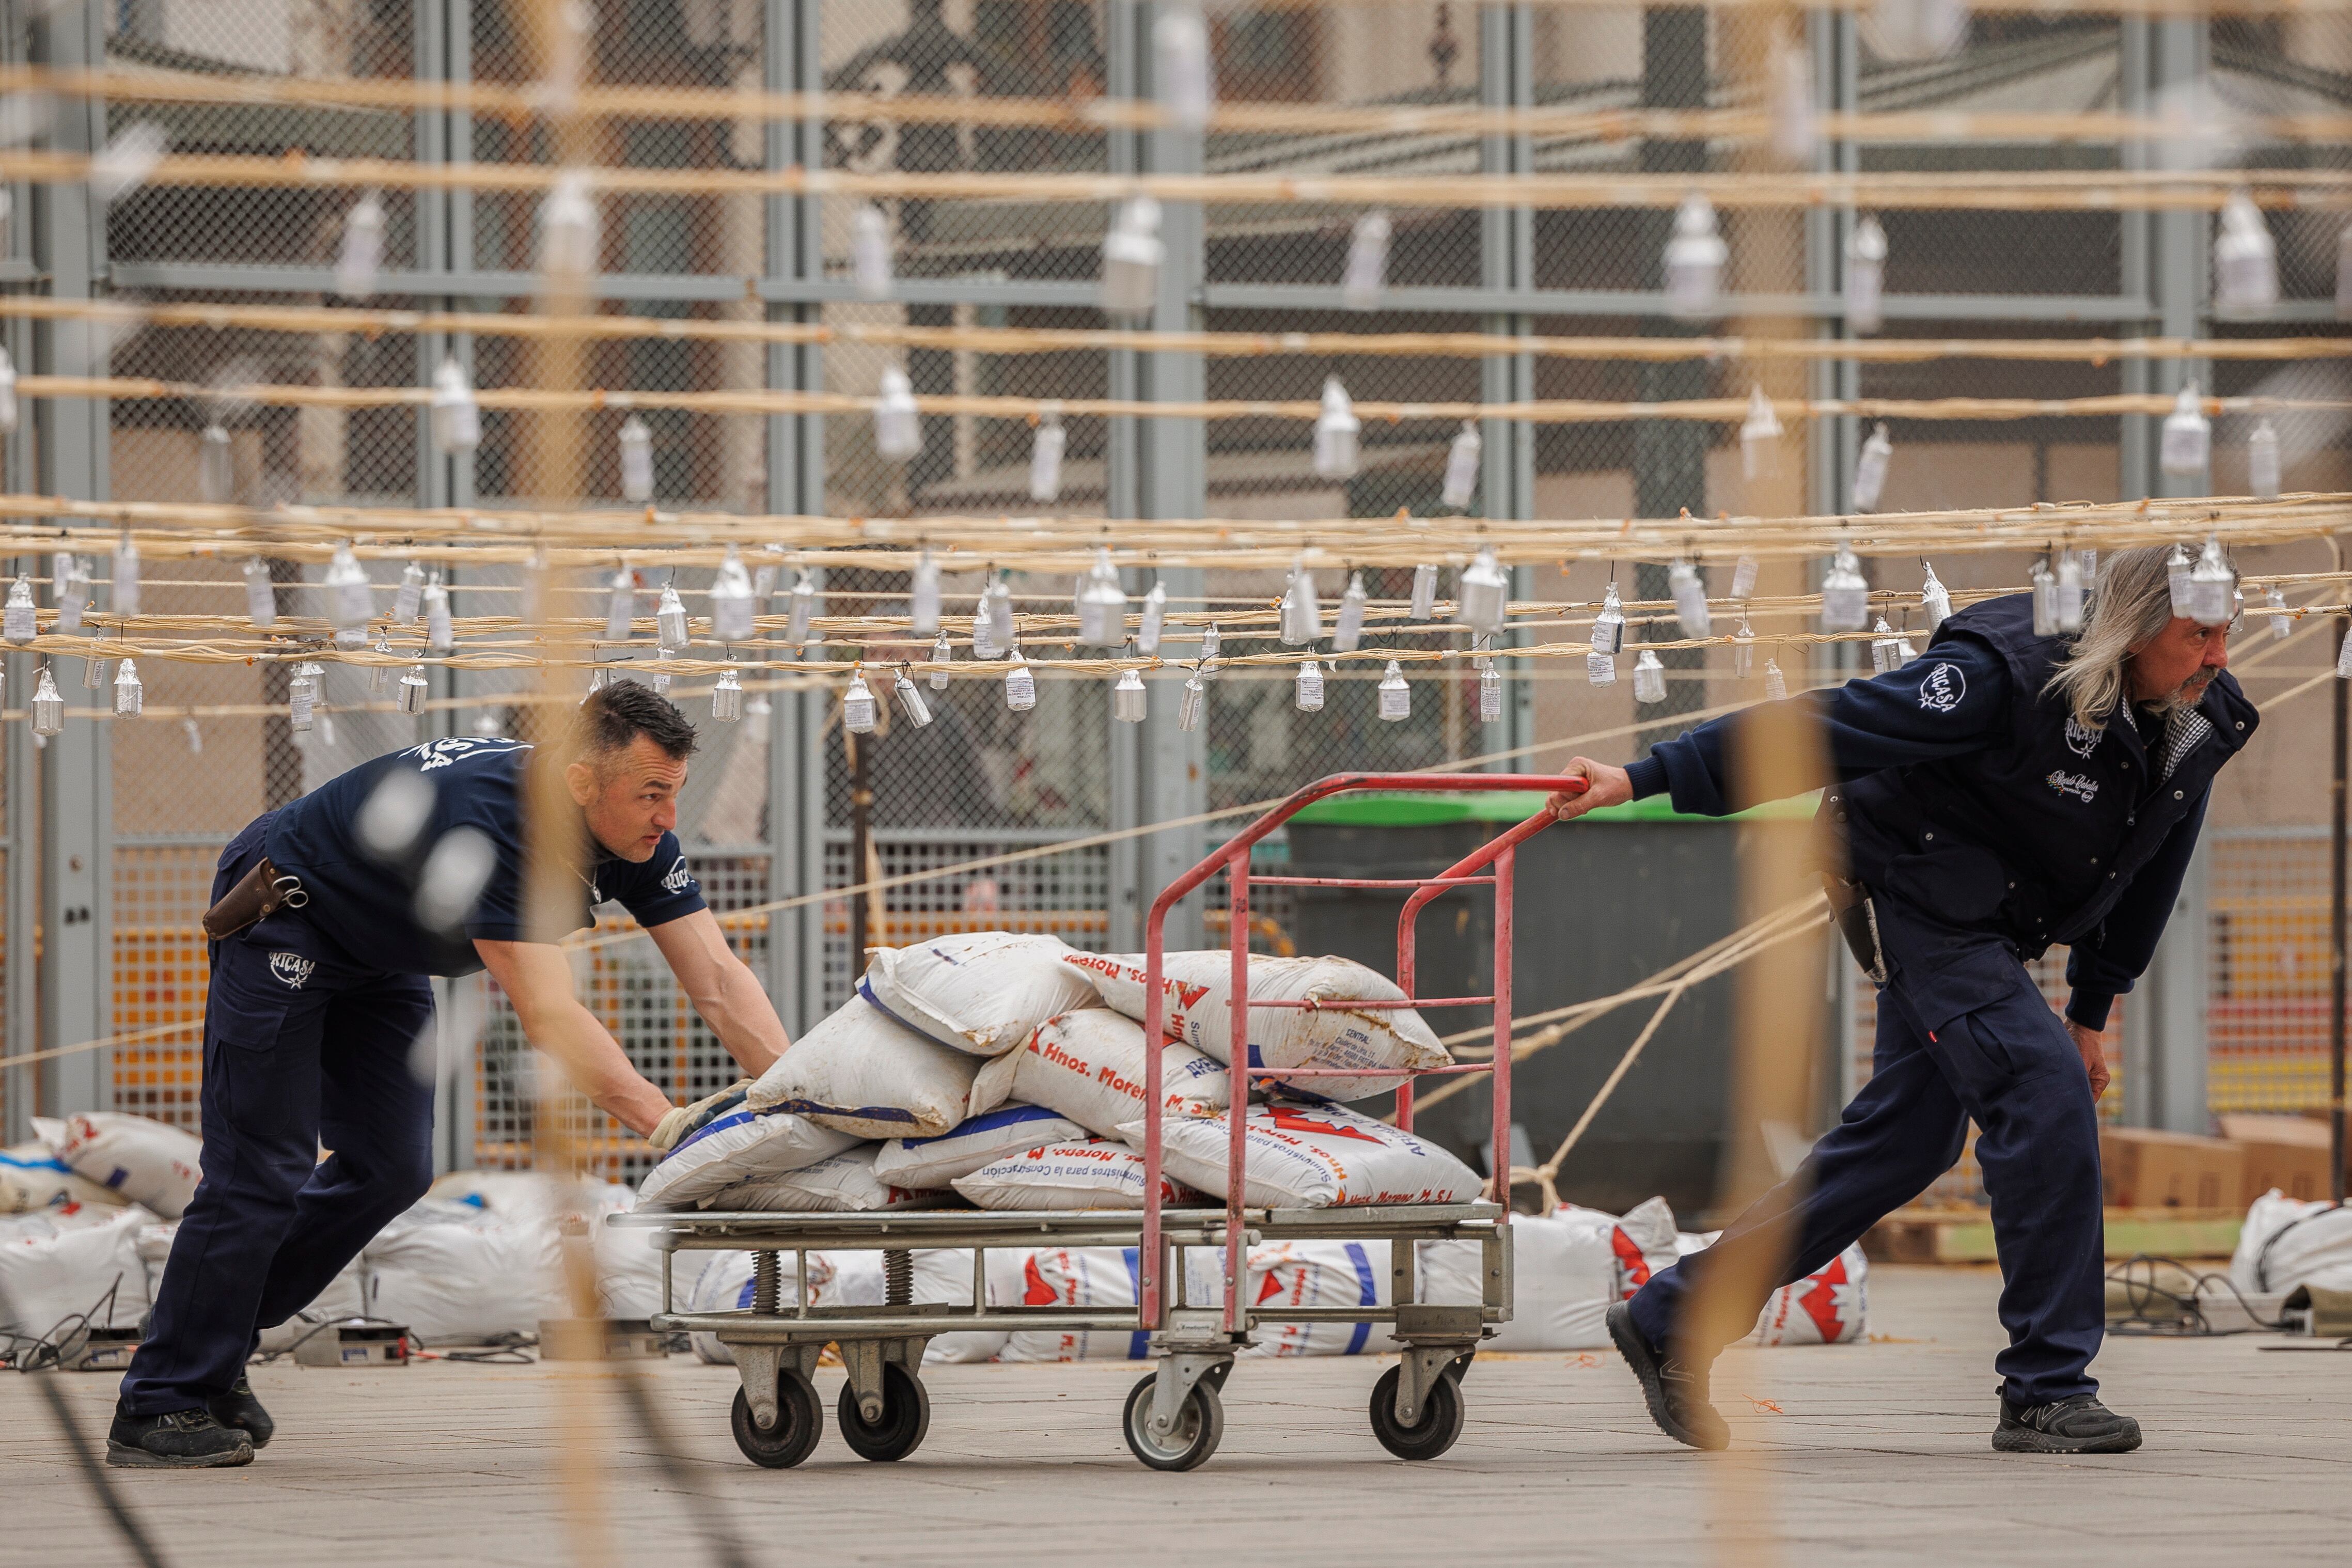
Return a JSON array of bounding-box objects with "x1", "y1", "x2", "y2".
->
[
  {"x1": 2104, "y1": 1252, "x2": 2293, "y2": 1337},
  {"x1": 0, "y1": 1270, "x2": 174, "y2": 1568}
]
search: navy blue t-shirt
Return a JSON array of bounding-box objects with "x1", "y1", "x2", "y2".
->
[{"x1": 264, "y1": 736, "x2": 707, "y2": 978}]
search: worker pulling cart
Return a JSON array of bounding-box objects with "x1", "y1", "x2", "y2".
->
[{"x1": 617, "y1": 772, "x2": 1587, "y2": 1471}]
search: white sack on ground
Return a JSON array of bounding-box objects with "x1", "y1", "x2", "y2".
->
[
  {"x1": 1128, "y1": 1104, "x2": 1483, "y2": 1210},
  {"x1": 1750, "y1": 1243, "x2": 1870, "y2": 1345},
  {"x1": 859, "y1": 932, "x2": 1101, "y2": 1056},
  {"x1": 426, "y1": 1170, "x2": 634, "y2": 1227},
  {"x1": 683, "y1": 1249, "x2": 835, "y2": 1365},
  {"x1": 636, "y1": 1108, "x2": 858, "y2": 1211},
  {"x1": 926, "y1": 1249, "x2": 1030, "y2": 1365},
  {"x1": 362, "y1": 1208, "x2": 568, "y2": 1345},
  {"x1": 952, "y1": 1138, "x2": 1198, "y2": 1212},
  {"x1": 34, "y1": 1113, "x2": 203, "y2": 1219},
  {"x1": 747, "y1": 996, "x2": 996, "y2": 1139},
  {"x1": 710, "y1": 1146, "x2": 940, "y2": 1214},
  {"x1": 1614, "y1": 1196, "x2": 1681, "y2": 1280},
  {"x1": 1069, "y1": 950, "x2": 1449, "y2": 1101},
  {"x1": 819, "y1": 1246, "x2": 1013, "y2": 1364},
  {"x1": 1422, "y1": 1211, "x2": 1623, "y2": 1352},
  {"x1": 3, "y1": 1141, "x2": 128, "y2": 1214},
  {"x1": 2232, "y1": 1190, "x2": 2352, "y2": 1297},
  {"x1": 1244, "y1": 1240, "x2": 1390, "y2": 1357},
  {"x1": 973, "y1": 1009, "x2": 1229, "y2": 1138},
  {"x1": 591, "y1": 1194, "x2": 668, "y2": 1322},
  {"x1": 874, "y1": 1102, "x2": 1088, "y2": 1189},
  {"x1": 0, "y1": 1203, "x2": 154, "y2": 1340},
  {"x1": 997, "y1": 1245, "x2": 1225, "y2": 1362}
]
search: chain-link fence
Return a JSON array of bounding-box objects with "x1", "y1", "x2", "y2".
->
[{"x1": 2, "y1": 2, "x2": 2344, "y2": 1194}]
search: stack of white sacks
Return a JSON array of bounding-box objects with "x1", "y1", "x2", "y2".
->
[
  {"x1": 644, "y1": 933, "x2": 1875, "y2": 1364},
  {"x1": 2, "y1": 1112, "x2": 676, "y2": 1351}
]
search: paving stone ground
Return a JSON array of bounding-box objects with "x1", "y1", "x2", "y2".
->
[{"x1": 5, "y1": 1265, "x2": 2347, "y2": 1567}]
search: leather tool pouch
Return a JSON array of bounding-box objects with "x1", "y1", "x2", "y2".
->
[
  {"x1": 1821, "y1": 873, "x2": 1888, "y2": 986},
  {"x1": 200, "y1": 856, "x2": 308, "y2": 940}
]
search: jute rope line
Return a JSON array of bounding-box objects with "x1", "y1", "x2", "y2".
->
[
  {"x1": 3, "y1": 490, "x2": 2345, "y2": 565},
  {"x1": 7, "y1": 150, "x2": 2351, "y2": 211},
  {"x1": 28, "y1": 369, "x2": 2352, "y2": 430},
  {"x1": 15, "y1": 599, "x2": 2348, "y2": 675},
  {"x1": 17, "y1": 65, "x2": 2352, "y2": 146},
  {"x1": 5, "y1": 296, "x2": 2345, "y2": 371}
]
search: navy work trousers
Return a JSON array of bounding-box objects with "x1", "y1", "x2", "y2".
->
[
  {"x1": 1627, "y1": 907, "x2": 2107, "y2": 1406},
  {"x1": 120, "y1": 814, "x2": 435, "y2": 1414}
]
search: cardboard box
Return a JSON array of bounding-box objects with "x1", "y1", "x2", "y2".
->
[
  {"x1": 2100, "y1": 1127, "x2": 2244, "y2": 1210},
  {"x1": 2219, "y1": 1114, "x2": 2342, "y2": 1207}
]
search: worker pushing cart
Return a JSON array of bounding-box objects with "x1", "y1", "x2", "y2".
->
[
  {"x1": 1561, "y1": 543, "x2": 2252, "y2": 1457},
  {"x1": 111, "y1": 684, "x2": 785, "y2": 1468}
]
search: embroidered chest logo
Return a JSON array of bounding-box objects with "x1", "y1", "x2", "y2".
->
[
  {"x1": 2064, "y1": 714, "x2": 2102, "y2": 759},
  {"x1": 1918, "y1": 662, "x2": 1967, "y2": 714},
  {"x1": 2046, "y1": 770, "x2": 2099, "y2": 804},
  {"x1": 662, "y1": 856, "x2": 695, "y2": 894},
  {"x1": 268, "y1": 952, "x2": 317, "y2": 990}
]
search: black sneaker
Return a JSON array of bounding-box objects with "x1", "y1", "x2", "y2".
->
[
  {"x1": 106, "y1": 1405, "x2": 255, "y2": 1469},
  {"x1": 1607, "y1": 1301, "x2": 1730, "y2": 1451},
  {"x1": 207, "y1": 1378, "x2": 274, "y2": 1449},
  {"x1": 1993, "y1": 1392, "x2": 2142, "y2": 1454}
]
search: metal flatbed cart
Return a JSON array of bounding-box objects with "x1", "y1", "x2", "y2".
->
[{"x1": 613, "y1": 772, "x2": 1585, "y2": 1470}]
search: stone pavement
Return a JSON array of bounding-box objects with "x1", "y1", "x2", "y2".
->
[{"x1": 4, "y1": 1266, "x2": 2347, "y2": 1567}]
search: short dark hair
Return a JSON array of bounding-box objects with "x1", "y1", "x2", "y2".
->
[{"x1": 575, "y1": 679, "x2": 699, "y2": 764}]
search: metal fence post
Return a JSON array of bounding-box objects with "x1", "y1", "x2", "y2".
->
[
  {"x1": 764, "y1": 0, "x2": 828, "y2": 1032},
  {"x1": 32, "y1": 0, "x2": 110, "y2": 1118},
  {"x1": 1481, "y1": 5, "x2": 1536, "y2": 769},
  {"x1": 2132, "y1": 834, "x2": 2212, "y2": 1134}
]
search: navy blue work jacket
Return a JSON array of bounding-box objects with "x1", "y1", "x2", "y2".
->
[{"x1": 1624, "y1": 593, "x2": 2256, "y2": 1033}]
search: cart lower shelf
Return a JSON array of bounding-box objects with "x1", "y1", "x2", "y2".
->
[{"x1": 610, "y1": 1202, "x2": 1514, "y2": 1470}]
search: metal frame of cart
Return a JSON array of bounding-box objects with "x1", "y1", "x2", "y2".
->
[{"x1": 614, "y1": 771, "x2": 1585, "y2": 1470}]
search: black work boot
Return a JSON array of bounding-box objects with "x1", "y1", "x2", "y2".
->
[
  {"x1": 1993, "y1": 1391, "x2": 2143, "y2": 1454},
  {"x1": 106, "y1": 1405, "x2": 255, "y2": 1469},
  {"x1": 1608, "y1": 1301, "x2": 1730, "y2": 1451},
  {"x1": 207, "y1": 1377, "x2": 274, "y2": 1449}
]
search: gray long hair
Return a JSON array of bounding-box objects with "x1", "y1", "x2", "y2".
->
[{"x1": 2042, "y1": 543, "x2": 2213, "y2": 732}]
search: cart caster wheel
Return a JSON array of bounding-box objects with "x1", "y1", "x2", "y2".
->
[
  {"x1": 836, "y1": 1364, "x2": 931, "y2": 1463},
  {"x1": 730, "y1": 1368, "x2": 822, "y2": 1469},
  {"x1": 1122, "y1": 1371, "x2": 1225, "y2": 1472},
  {"x1": 1369, "y1": 1362, "x2": 1466, "y2": 1461}
]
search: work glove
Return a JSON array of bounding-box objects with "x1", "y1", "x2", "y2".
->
[{"x1": 646, "y1": 1079, "x2": 754, "y2": 1152}]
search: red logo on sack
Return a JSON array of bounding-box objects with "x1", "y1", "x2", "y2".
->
[
  {"x1": 1023, "y1": 1255, "x2": 1061, "y2": 1308},
  {"x1": 1610, "y1": 1225, "x2": 1652, "y2": 1298},
  {"x1": 1265, "y1": 1107, "x2": 1386, "y2": 1146}
]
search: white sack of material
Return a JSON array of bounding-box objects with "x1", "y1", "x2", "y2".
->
[
  {"x1": 1422, "y1": 1211, "x2": 1622, "y2": 1352},
  {"x1": 709, "y1": 1146, "x2": 939, "y2": 1214},
  {"x1": 873, "y1": 1102, "x2": 1088, "y2": 1189},
  {"x1": 952, "y1": 1138, "x2": 1198, "y2": 1212},
  {"x1": 3, "y1": 1141, "x2": 128, "y2": 1214},
  {"x1": 1750, "y1": 1243, "x2": 1870, "y2": 1345},
  {"x1": 0, "y1": 1202, "x2": 154, "y2": 1340},
  {"x1": 1244, "y1": 1240, "x2": 1391, "y2": 1357},
  {"x1": 426, "y1": 1170, "x2": 633, "y2": 1228},
  {"x1": 747, "y1": 996, "x2": 996, "y2": 1139},
  {"x1": 973, "y1": 1009, "x2": 1229, "y2": 1138},
  {"x1": 34, "y1": 1113, "x2": 203, "y2": 1219},
  {"x1": 2232, "y1": 1189, "x2": 2352, "y2": 1297},
  {"x1": 363, "y1": 1211, "x2": 567, "y2": 1346},
  {"x1": 816, "y1": 1246, "x2": 1010, "y2": 1364},
  {"x1": 997, "y1": 1245, "x2": 1225, "y2": 1363},
  {"x1": 1128, "y1": 1104, "x2": 1483, "y2": 1210},
  {"x1": 683, "y1": 1250, "x2": 836, "y2": 1365},
  {"x1": 1067, "y1": 950, "x2": 1449, "y2": 1102},
  {"x1": 859, "y1": 932, "x2": 1102, "y2": 1057},
  {"x1": 636, "y1": 1108, "x2": 858, "y2": 1212}
]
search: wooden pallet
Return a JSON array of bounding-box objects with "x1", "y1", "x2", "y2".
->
[{"x1": 1865, "y1": 1206, "x2": 2245, "y2": 1265}]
